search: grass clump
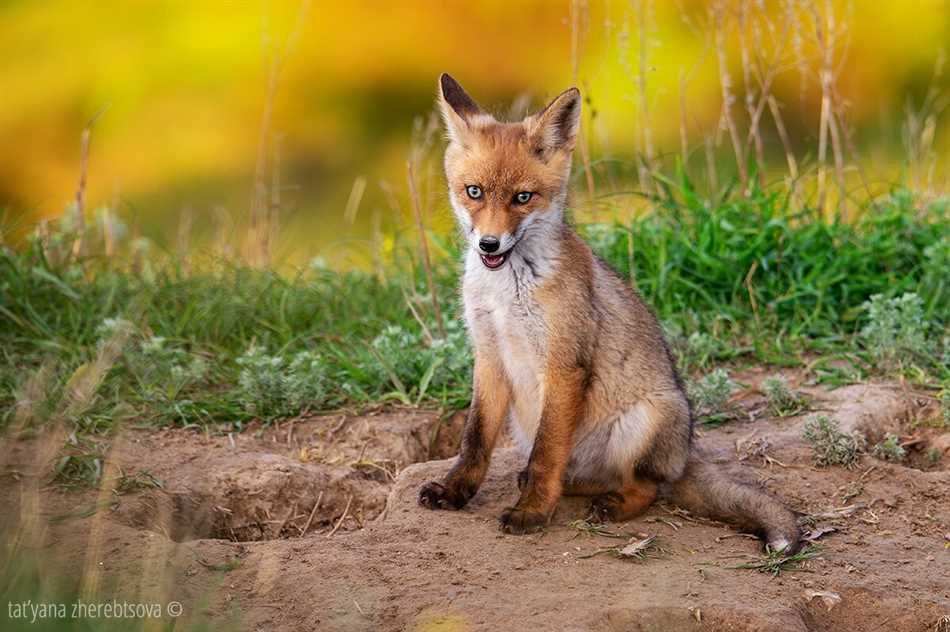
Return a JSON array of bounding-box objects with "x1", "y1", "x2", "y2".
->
[
  {"x1": 860, "y1": 293, "x2": 929, "y2": 370},
  {"x1": 730, "y1": 544, "x2": 821, "y2": 576},
  {"x1": 113, "y1": 468, "x2": 164, "y2": 494},
  {"x1": 368, "y1": 319, "x2": 472, "y2": 404},
  {"x1": 668, "y1": 328, "x2": 722, "y2": 374},
  {"x1": 236, "y1": 347, "x2": 330, "y2": 422},
  {"x1": 761, "y1": 375, "x2": 808, "y2": 417},
  {"x1": 802, "y1": 415, "x2": 865, "y2": 467},
  {"x1": 927, "y1": 447, "x2": 942, "y2": 465},
  {"x1": 872, "y1": 433, "x2": 907, "y2": 462},
  {"x1": 52, "y1": 451, "x2": 103, "y2": 489},
  {"x1": 578, "y1": 535, "x2": 665, "y2": 561},
  {"x1": 687, "y1": 368, "x2": 735, "y2": 423}
]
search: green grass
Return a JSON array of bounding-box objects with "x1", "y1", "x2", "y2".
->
[
  {"x1": 802, "y1": 415, "x2": 866, "y2": 467},
  {"x1": 1, "y1": 183, "x2": 948, "y2": 445},
  {"x1": 729, "y1": 544, "x2": 822, "y2": 576}
]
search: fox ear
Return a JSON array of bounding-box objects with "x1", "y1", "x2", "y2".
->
[
  {"x1": 526, "y1": 87, "x2": 581, "y2": 154},
  {"x1": 438, "y1": 73, "x2": 483, "y2": 144}
]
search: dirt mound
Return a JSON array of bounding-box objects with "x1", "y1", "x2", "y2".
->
[
  {"x1": 2, "y1": 380, "x2": 949, "y2": 631},
  {"x1": 110, "y1": 409, "x2": 465, "y2": 541}
]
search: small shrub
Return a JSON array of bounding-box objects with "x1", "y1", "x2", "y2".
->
[
  {"x1": 761, "y1": 375, "x2": 807, "y2": 416},
  {"x1": 133, "y1": 336, "x2": 207, "y2": 399},
  {"x1": 665, "y1": 325, "x2": 720, "y2": 373},
  {"x1": 684, "y1": 332, "x2": 718, "y2": 371},
  {"x1": 53, "y1": 452, "x2": 103, "y2": 489},
  {"x1": 368, "y1": 319, "x2": 471, "y2": 398},
  {"x1": 802, "y1": 415, "x2": 865, "y2": 467},
  {"x1": 687, "y1": 369, "x2": 735, "y2": 420},
  {"x1": 926, "y1": 447, "x2": 942, "y2": 465},
  {"x1": 236, "y1": 347, "x2": 329, "y2": 421},
  {"x1": 860, "y1": 293, "x2": 928, "y2": 369},
  {"x1": 872, "y1": 433, "x2": 906, "y2": 462}
]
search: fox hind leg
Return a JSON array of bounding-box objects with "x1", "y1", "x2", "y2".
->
[{"x1": 590, "y1": 478, "x2": 658, "y2": 522}]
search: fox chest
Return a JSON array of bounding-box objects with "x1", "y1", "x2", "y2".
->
[{"x1": 463, "y1": 271, "x2": 547, "y2": 451}]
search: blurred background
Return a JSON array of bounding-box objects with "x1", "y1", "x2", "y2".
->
[{"x1": 1, "y1": 0, "x2": 948, "y2": 267}]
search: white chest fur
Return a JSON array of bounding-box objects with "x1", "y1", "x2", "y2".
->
[{"x1": 462, "y1": 247, "x2": 553, "y2": 454}]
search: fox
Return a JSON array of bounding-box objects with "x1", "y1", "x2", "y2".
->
[{"x1": 418, "y1": 73, "x2": 801, "y2": 553}]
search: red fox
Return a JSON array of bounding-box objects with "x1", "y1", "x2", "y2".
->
[{"x1": 419, "y1": 74, "x2": 801, "y2": 553}]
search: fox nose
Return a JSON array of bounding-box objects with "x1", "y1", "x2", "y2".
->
[{"x1": 478, "y1": 236, "x2": 500, "y2": 253}]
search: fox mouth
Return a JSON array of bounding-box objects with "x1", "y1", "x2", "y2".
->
[{"x1": 479, "y1": 250, "x2": 510, "y2": 270}]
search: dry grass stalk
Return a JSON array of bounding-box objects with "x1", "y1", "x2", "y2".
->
[
  {"x1": 747, "y1": 3, "x2": 801, "y2": 200},
  {"x1": 768, "y1": 95, "x2": 799, "y2": 181},
  {"x1": 738, "y1": 0, "x2": 765, "y2": 186},
  {"x1": 635, "y1": 0, "x2": 656, "y2": 195},
  {"x1": 712, "y1": 1, "x2": 749, "y2": 193},
  {"x1": 69, "y1": 108, "x2": 106, "y2": 259},
  {"x1": 177, "y1": 205, "x2": 193, "y2": 274},
  {"x1": 249, "y1": 51, "x2": 279, "y2": 266},
  {"x1": 97, "y1": 208, "x2": 111, "y2": 258},
  {"x1": 344, "y1": 176, "x2": 368, "y2": 225},
  {"x1": 903, "y1": 50, "x2": 947, "y2": 194},
  {"x1": 704, "y1": 134, "x2": 719, "y2": 194},
  {"x1": 268, "y1": 132, "x2": 284, "y2": 260},
  {"x1": 811, "y1": 0, "x2": 847, "y2": 216},
  {"x1": 407, "y1": 160, "x2": 445, "y2": 339},
  {"x1": 571, "y1": 0, "x2": 597, "y2": 212},
  {"x1": 326, "y1": 494, "x2": 353, "y2": 537},
  {"x1": 213, "y1": 206, "x2": 234, "y2": 261},
  {"x1": 679, "y1": 70, "x2": 690, "y2": 170},
  {"x1": 786, "y1": 0, "x2": 809, "y2": 109},
  {"x1": 372, "y1": 208, "x2": 386, "y2": 284},
  {"x1": 248, "y1": 0, "x2": 311, "y2": 267}
]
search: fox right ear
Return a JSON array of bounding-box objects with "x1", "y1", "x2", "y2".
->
[{"x1": 438, "y1": 73, "x2": 483, "y2": 144}]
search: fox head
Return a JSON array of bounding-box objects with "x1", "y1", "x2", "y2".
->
[{"x1": 437, "y1": 73, "x2": 581, "y2": 270}]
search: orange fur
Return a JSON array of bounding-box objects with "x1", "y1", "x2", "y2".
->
[{"x1": 419, "y1": 74, "x2": 801, "y2": 551}]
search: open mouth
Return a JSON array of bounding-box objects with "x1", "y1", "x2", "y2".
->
[{"x1": 479, "y1": 251, "x2": 510, "y2": 270}]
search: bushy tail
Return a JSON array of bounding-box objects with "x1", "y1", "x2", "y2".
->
[{"x1": 664, "y1": 451, "x2": 801, "y2": 553}]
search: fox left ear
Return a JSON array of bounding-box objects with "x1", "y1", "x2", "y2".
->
[
  {"x1": 438, "y1": 73, "x2": 484, "y2": 145},
  {"x1": 526, "y1": 87, "x2": 581, "y2": 154}
]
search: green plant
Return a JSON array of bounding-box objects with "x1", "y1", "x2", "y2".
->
[
  {"x1": 802, "y1": 415, "x2": 865, "y2": 467},
  {"x1": 761, "y1": 375, "x2": 807, "y2": 416},
  {"x1": 872, "y1": 433, "x2": 907, "y2": 462},
  {"x1": 926, "y1": 447, "x2": 942, "y2": 465},
  {"x1": 687, "y1": 368, "x2": 735, "y2": 422},
  {"x1": 235, "y1": 347, "x2": 329, "y2": 422},
  {"x1": 113, "y1": 468, "x2": 164, "y2": 494},
  {"x1": 368, "y1": 319, "x2": 472, "y2": 402},
  {"x1": 52, "y1": 452, "x2": 103, "y2": 489},
  {"x1": 730, "y1": 544, "x2": 821, "y2": 576},
  {"x1": 860, "y1": 293, "x2": 929, "y2": 370}
]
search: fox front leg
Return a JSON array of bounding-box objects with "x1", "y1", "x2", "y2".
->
[
  {"x1": 418, "y1": 353, "x2": 510, "y2": 510},
  {"x1": 500, "y1": 363, "x2": 585, "y2": 534}
]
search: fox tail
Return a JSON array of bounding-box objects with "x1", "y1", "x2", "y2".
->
[{"x1": 665, "y1": 450, "x2": 802, "y2": 553}]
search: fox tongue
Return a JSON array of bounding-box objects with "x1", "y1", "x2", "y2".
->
[{"x1": 480, "y1": 252, "x2": 507, "y2": 269}]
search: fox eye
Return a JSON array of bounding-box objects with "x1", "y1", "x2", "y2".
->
[
  {"x1": 513, "y1": 191, "x2": 533, "y2": 205},
  {"x1": 465, "y1": 185, "x2": 483, "y2": 200}
]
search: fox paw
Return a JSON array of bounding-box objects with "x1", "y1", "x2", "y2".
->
[
  {"x1": 418, "y1": 481, "x2": 473, "y2": 510},
  {"x1": 589, "y1": 491, "x2": 626, "y2": 522},
  {"x1": 499, "y1": 506, "x2": 548, "y2": 534}
]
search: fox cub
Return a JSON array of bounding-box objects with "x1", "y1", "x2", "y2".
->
[{"x1": 418, "y1": 74, "x2": 801, "y2": 552}]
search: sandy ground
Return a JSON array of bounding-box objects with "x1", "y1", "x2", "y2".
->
[{"x1": 2, "y1": 376, "x2": 949, "y2": 631}]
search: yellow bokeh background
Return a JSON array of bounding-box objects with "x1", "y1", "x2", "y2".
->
[{"x1": 1, "y1": 0, "x2": 947, "y2": 264}]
